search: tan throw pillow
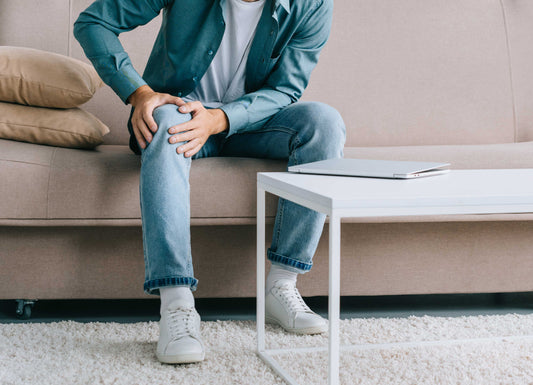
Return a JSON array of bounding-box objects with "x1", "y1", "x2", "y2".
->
[
  {"x1": 0, "y1": 102, "x2": 109, "y2": 149},
  {"x1": 0, "y1": 46, "x2": 103, "y2": 108}
]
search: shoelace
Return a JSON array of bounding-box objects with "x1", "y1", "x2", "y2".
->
[
  {"x1": 167, "y1": 306, "x2": 199, "y2": 340},
  {"x1": 275, "y1": 283, "x2": 313, "y2": 315}
]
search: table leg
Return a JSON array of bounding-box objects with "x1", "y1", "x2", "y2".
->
[
  {"x1": 328, "y1": 214, "x2": 341, "y2": 385},
  {"x1": 257, "y1": 186, "x2": 266, "y2": 353}
]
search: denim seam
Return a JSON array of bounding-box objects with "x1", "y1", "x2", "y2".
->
[
  {"x1": 291, "y1": 135, "x2": 301, "y2": 164},
  {"x1": 139, "y1": 180, "x2": 150, "y2": 282},
  {"x1": 273, "y1": 197, "x2": 285, "y2": 250},
  {"x1": 267, "y1": 249, "x2": 313, "y2": 272},
  {"x1": 185, "y1": 185, "x2": 193, "y2": 278}
]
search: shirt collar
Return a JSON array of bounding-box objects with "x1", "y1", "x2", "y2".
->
[
  {"x1": 219, "y1": 0, "x2": 290, "y2": 16},
  {"x1": 276, "y1": 0, "x2": 290, "y2": 13}
]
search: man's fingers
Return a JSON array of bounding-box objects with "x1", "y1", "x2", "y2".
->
[
  {"x1": 142, "y1": 109, "x2": 158, "y2": 133},
  {"x1": 158, "y1": 93, "x2": 183, "y2": 107},
  {"x1": 134, "y1": 118, "x2": 153, "y2": 143},
  {"x1": 132, "y1": 125, "x2": 146, "y2": 149},
  {"x1": 168, "y1": 120, "x2": 195, "y2": 135},
  {"x1": 176, "y1": 138, "x2": 201, "y2": 156},
  {"x1": 191, "y1": 101, "x2": 203, "y2": 109},
  {"x1": 183, "y1": 143, "x2": 203, "y2": 158},
  {"x1": 168, "y1": 129, "x2": 196, "y2": 144},
  {"x1": 161, "y1": 94, "x2": 182, "y2": 103},
  {"x1": 171, "y1": 96, "x2": 184, "y2": 106},
  {"x1": 178, "y1": 101, "x2": 203, "y2": 114}
]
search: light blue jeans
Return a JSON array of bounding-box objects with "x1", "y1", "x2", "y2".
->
[{"x1": 138, "y1": 102, "x2": 345, "y2": 294}]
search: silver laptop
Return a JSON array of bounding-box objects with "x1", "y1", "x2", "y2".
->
[{"x1": 288, "y1": 158, "x2": 450, "y2": 179}]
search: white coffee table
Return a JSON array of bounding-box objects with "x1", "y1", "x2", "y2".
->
[{"x1": 256, "y1": 169, "x2": 533, "y2": 385}]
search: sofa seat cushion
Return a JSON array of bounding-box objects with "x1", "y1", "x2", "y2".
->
[
  {"x1": 2, "y1": 139, "x2": 533, "y2": 224},
  {"x1": 0, "y1": 139, "x2": 285, "y2": 223}
]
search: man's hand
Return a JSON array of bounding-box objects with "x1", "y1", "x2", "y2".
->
[
  {"x1": 128, "y1": 85, "x2": 183, "y2": 149},
  {"x1": 168, "y1": 101, "x2": 229, "y2": 158}
]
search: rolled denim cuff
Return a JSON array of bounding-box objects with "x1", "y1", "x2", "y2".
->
[
  {"x1": 144, "y1": 276, "x2": 199, "y2": 295},
  {"x1": 267, "y1": 249, "x2": 312, "y2": 273}
]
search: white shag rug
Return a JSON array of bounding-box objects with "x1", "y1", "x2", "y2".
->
[{"x1": 1, "y1": 314, "x2": 533, "y2": 385}]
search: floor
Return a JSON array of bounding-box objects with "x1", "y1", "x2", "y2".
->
[{"x1": 1, "y1": 292, "x2": 532, "y2": 323}]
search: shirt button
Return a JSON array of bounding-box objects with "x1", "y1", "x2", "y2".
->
[
  {"x1": 270, "y1": 30, "x2": 274, "y2": 35},
  {"x1": 177, "y1": 92, "x2": 182, "y2": 97},
  {"x1": 192, "y1": 76, "x2": 198, "y2": 82},
  {"x1": 208, "y1": 50, "x2": 214, "y2": 56}
]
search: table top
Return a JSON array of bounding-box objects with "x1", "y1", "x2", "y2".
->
[{"x1": 257, "y1": 169, "x2": 533, "y2": 217}]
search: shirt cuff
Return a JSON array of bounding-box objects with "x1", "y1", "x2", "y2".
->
[
  {"x1": 109, "y1": 65, "x2": 147, "y2": 104},
  {"x1": 220, "y1": 102, "x2": 249, "y2": 137}
]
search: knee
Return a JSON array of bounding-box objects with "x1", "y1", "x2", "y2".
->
[
  {"x1": 153, "y1": 104, "x2": 192, "y2": 132},
  {"x1": 297, "y1": 102, "x2": 346, "y2": 157},
  {"x1": 143, "y1": 104, "x2": 192, "y2": 156}
]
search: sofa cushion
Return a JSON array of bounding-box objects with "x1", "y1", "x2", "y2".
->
[
  {"x1": 0, "y1": 140, "x2": 286, "y2": 222},
  {"x1": 0, "y1": 102, "x2": 109, "y2": 149},
  {"x1": 0, "y1": 140, "x2": 55, "y2": 220},
  {"x1": 43, "y1": 146, "x2": 286, "y2": 221},
  {"x1": 2, "y1": 140, "x2": 533, "y2": 223},
  {"x1": 0, "y1": 46, "x2": 103, "y2": 108}
]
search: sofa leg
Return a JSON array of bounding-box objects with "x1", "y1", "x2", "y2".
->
[{"x1": 15, "y1": 299, "x2": 37, "y2": 320}]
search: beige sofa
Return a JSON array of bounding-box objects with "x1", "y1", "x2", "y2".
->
[{"x1": 2, "y1": 1, "x2": 533, "y2": 308}]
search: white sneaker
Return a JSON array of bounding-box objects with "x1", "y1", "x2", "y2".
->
[
  {"x1": 265, "y1": 279, "x2": 328, "y2": 335},
  {"x1": 156, "y1": 299, "x2": 205, "y2": 364}
]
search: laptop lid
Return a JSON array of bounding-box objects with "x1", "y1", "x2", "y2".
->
[{"x1": 288, "y1": 158, "x2": 451, "y2": 179}]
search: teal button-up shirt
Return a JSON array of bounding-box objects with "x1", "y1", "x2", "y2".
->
[{"x1": 74, "y1": 0, "x2": 333, "y2": 137}]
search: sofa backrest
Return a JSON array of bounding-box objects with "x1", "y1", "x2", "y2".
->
[{"x1": 1, "y1": 0, "x2": 532, "y2": 147}]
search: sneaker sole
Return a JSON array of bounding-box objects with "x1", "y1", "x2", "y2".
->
[
  {"x1": 157, "y1": 351, "x2": 205, "y2": 364},
  {"x1": 265, "y1": 316, "x2": 328, "y2": 335}
]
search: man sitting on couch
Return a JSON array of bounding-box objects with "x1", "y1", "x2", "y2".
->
[{"x1": 74, "y1": 0, "x2": 345, "y2": 364}]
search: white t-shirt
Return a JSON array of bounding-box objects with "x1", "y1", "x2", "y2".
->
[{"x1": 182, "y1": 0, "x2": 265, "y2": 108}]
